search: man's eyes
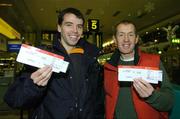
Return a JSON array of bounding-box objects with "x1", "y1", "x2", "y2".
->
[
  {"x1": 118, "y1": 33, "x2": 135, "y2": 36},
  {"x1": 117, "y1": 33, "x2": 123, "y2": 36},
  {"x1": 65, "y1": 23, "x2": 72, "y2": 26},
  {"x1": 64, "y1": 23, "x2": 83, "y2": 29},
  {"x1": 78, "y1": 25, "x2": 83, "y2": 29},
  {"x1": 129, "y1": 34, "x2": 135, "y2": 36}
]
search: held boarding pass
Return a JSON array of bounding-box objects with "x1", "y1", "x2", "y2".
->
[
  {"x1": 118, "y1": 66, "x2": 163, "y2": 84},
  {"x1": 16, "y1": 44, "x2": 69, "y2": 73}
]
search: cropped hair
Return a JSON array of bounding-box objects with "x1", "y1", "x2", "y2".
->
[
  {"x1": 113, "y1": 20, "x2": 137, "y2": 36},
  {"x1": 58, "y1": 7, "x2": 85, "y2": 25}
]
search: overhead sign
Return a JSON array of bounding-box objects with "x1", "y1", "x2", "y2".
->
[
  {"x1": 0, "y1": 18, "x2": 21, "y2": 39},
  {"x1": 88, "y1": 19, "x2": 99, "y2": 32},
  {"x1": 8, "y1": 41, "x2": 22, "y2": 52}
]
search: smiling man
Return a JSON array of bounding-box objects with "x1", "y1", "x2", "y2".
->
[
  {"x1": 104, "y1": 20, "x2": 174, "y2": 119},
  {"x1": 58, "y1": 12, "x2": 84, "y2": 52},
  {"x1": 4, "y1": 8, "x2": 104, "y2": 119}
]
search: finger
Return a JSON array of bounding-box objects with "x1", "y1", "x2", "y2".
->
[
  {"x1": 138, "y1": 79, "x2": 150, "y2": 87},
  {"x1": 31, "y1": 70, "x2": 42, "y2": 84},
  {"x1": 31, "y1": 66, "x2": 52, "y2": 84},
  {"x1": 36, "y1": 70, "x2": 53, "y2": 86},
  {"x1": 133, "y1": 82, "x2": 146, "y2": 96},
  {"x1": 134, "y1": 79, "x2": 151, "y2": 89},
  {"x1": 38, "y1": 65, "x2": 52, "y2": 76},
  {"x1": 134, "y1": 84, "x2": 149, "y2": 98},
  {"x1": 35, "y1": 66, "x2": 52, "y2": 84},
  {"x1": 32, "y1": 65, "x2": 51, "y2": 78},
  {"x1": 38, "y1": 66, "x2": 52, "y2": 79},
  {"x1": 40, "y1": 80, "x2": 49, "y2": 87},
  {"x1": 137, "y1": 79, "x2": 154, "y2": 94},
  {"x1": 133, "y1": 79, "x2": 150, "y2": 97}
]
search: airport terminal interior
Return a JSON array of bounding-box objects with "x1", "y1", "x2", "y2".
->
[{"x1": 0, "y1": 0, "x2": 180, "y2": 119}]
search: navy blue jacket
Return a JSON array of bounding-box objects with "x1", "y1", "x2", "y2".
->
[{"x1": 4, "y1": 36, "x2": 104, "y2": 119}]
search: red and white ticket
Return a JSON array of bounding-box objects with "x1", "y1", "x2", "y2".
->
[
  {"x1": 16, "y1": 44, "x2": 69, "y2": 73},
  {"x1": 118, "y1": 66, "x2": 162, "y2": 84}
]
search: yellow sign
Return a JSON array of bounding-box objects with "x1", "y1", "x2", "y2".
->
[
  {"x1": 88, "y1": 19, "x2": 99, "y2": 32},
  {"x1": 0, "y1": 18, "x2": 21, "y2": 39}
]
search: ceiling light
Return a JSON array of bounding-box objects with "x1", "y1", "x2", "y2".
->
[
  {"x1": 0, "y1": 3, "x2": 13, "y2": 7},
  {"x1": 158, "y1": 51, "x2": 162, "y2": 54}
]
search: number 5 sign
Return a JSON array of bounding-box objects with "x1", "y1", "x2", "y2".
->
[{"x1": 88, "y1": 19, "x2": 99, "y2": 32}]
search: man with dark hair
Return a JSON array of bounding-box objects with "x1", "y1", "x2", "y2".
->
[
  {"x1": 4, "y1": 7, "x2": 104, "y2": 119},
  {"x1": 104, "y1": 20, "x2": 174, "y2": 119},
  {"x1": 58, "y1": 7, "x2": 85, "y2": 25}
]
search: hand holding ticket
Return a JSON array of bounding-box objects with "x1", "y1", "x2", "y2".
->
[
  {"x1": 118, "y1": 66, "x2": 162, "y2": 84},
  {"x1": 16, "y1": 44, "x2": 69, "y2": 73}
]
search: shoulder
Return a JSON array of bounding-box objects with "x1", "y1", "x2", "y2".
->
[
  {"x1": 140, "y1": 51, "x2": 160, "y2": 60},
  {"x1": 78, "y1": 39, "x2": 100, "y2": 58},
  {"x1": 138, "y1": 51, "x2": 160, "y2": 67}
]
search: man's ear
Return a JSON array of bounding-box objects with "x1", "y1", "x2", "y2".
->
[
  {"x1": 113, "y1": 35, "x2": 117, "y2": 46},
  {"x1": 135, "y1": 35, "x2": 139, "y2": 44},
  {"x1": 57, "y1": 25, "x2": 61, "y2": 32},
  {"x1": 112, "y1": 35, "x2": 117, "y2": 44}
]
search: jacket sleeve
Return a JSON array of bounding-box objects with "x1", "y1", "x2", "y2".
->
[
  {"x1": 92, "y1": 61, "x2": 105, "y2": 119},
  {"x1": 4, "y1": 66, "x2": 47, "y2": 109},
  {"x1": 146, "y1": 61, "x2": 174, "y2": 111}
]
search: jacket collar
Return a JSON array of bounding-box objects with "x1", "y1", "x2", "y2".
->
[
  {"x1": 107, "y1": 49, "x2": 120, "y2": 67},
  {"x1": 53, "y1": 32, "x2": 100, "y2": 59},
  {"x1": 106, "y1": 45, "x2": 140, "y2": 67}
]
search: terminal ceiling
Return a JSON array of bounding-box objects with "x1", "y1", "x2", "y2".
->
[{"x1": 0, "y1": 0, "x2": 180, "y2": 41}]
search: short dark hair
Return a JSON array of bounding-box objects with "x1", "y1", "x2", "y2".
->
[
  {"x1": 113, "y1": 20, "x2": 137, "y2": 36},
  {"x1": 58, "y1": 7, "x2": 85, "y2": 25}
]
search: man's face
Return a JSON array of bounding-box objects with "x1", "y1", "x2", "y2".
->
[
  {"x1": 114, "y1": 23, "x2": 138, "y2": 57},
  {"x1": 58, "y1": 13, "x2": 83, "y2": 51}
]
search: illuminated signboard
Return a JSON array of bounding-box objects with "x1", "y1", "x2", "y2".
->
[
  {"x1": 172, "y1": 38, "x2": 180, "y2": 44},
  {"x1": 8, "y1": 41, "x2": 22, "y2": 52},
  {"x1": 88, "y1": 19, "x2": 99, "y2": 32},
  {"x1": 0, "y1": 18, "x2": 21, "y2": 39}
]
